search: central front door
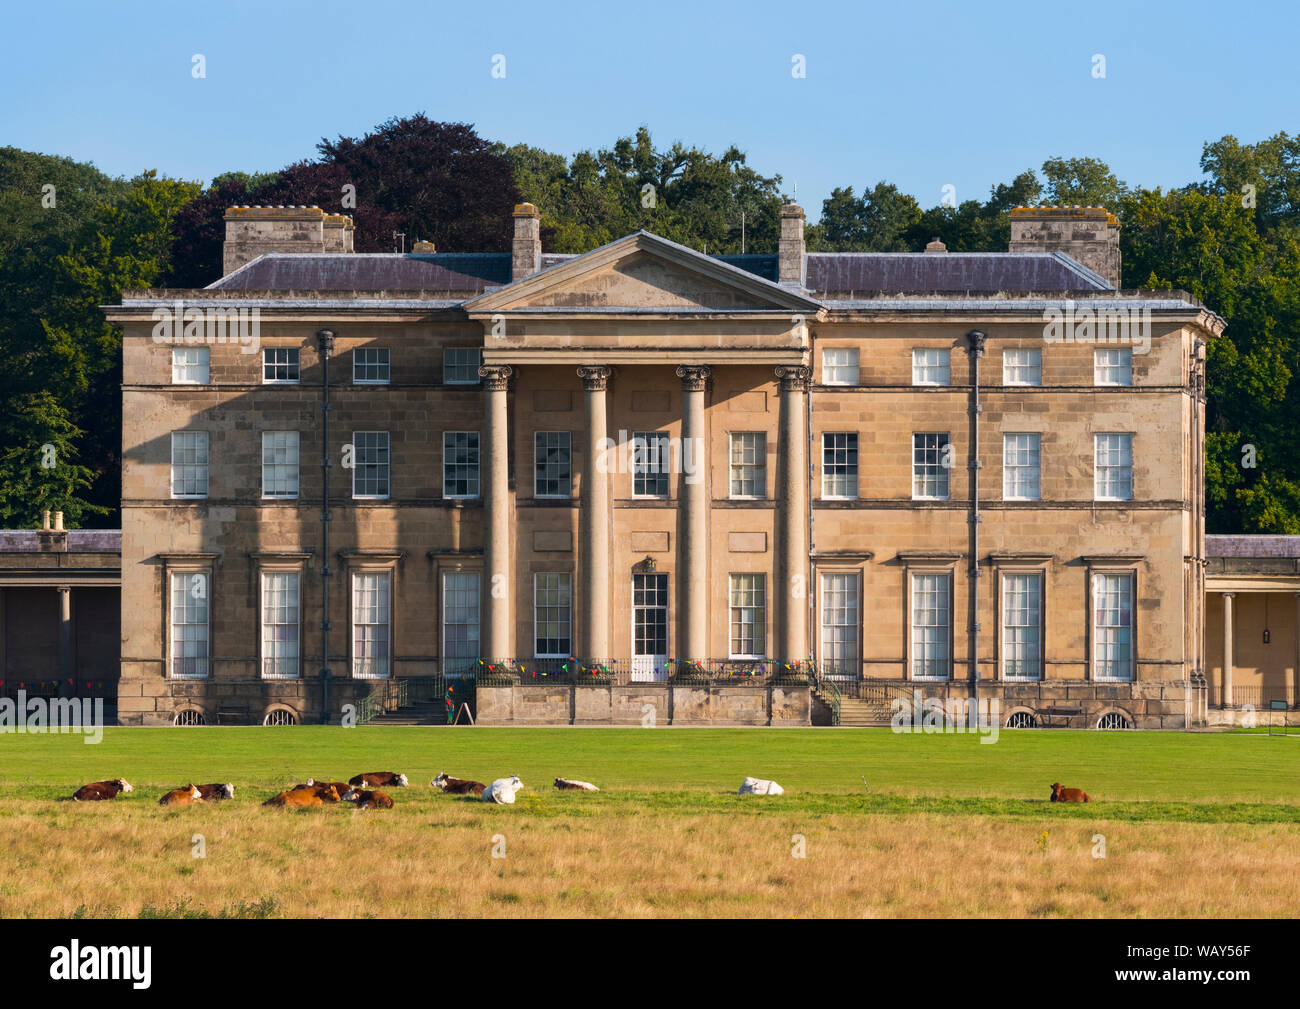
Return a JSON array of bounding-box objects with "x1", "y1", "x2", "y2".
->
[{"x1": 632, "y1": 573, "x2": 668, "y2": 681}]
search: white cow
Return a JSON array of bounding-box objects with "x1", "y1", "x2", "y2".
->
[
  {"x1": 554, "y1": 777, "x2": 599, "y2": 792},
  {"x1": 481, "y1": 775, "x2": 524, "y2": 804},
  {"x1": 738, "y1": 776, "x2": 784, "y2": 796}
]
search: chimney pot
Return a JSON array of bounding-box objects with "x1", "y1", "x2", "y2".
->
[{"x1": 41, "y1": 510, "x2": 51, "y2": 530}]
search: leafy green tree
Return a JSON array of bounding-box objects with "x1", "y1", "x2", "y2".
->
[{"x1": 1041, "y1": 156, "x2": 1128, "y2": 208}]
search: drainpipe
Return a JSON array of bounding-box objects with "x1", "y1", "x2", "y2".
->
[
  {"x1": 317, "y1": 329, "x2": 336, "y2": 724},
  {"x1": 966, "y1": 331, "x2": 986, "y2": 706}
]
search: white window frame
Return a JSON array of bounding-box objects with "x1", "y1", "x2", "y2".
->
[
  {"x1": 912, "y1": 347, "x2": 951, "y2": 386},
  {"x1": 442, "y1": 431, "x2": 480, "y2": 499},
  {"x1": 1092, "y1": 571, "x2": 1135, "y2": 682},
  {"x1": 819, "y1": 571, "x2": 860, "y2": 679},
  {"x1": 729, "y1": 432, "x2": 767, "y2": 499},
  {"x1": 822, "y1": 347, "x2": 860, "y2": 385},
  {"x1": 443, "y1": 347, "x2": 483, "y2": 385},
  {"x1": 1001, "y1": 571, "x2": 1043, "y2": 681},
  {"x1": 262, "y1": 347, "x2": 300, "y2": 384},
  {"x1": 261, "y1": 431, "x2": 300, "y2": 499},
  {"x1": 534, "y1": 431, "x2": 572, "y2": 498},
  {"x1": 171, "y1": 347, "x2": 209, "y2": 384},
  {"x1": 912, "y1": 432, "x2": 950, "y2": 501},
  {"x1": 533, "y1": 572, "x2": 573, "y2": 658},
  {"x1": 821, "y1": 432, "x2": 859, "y2": 500},
  {"x1": 1094, "y1": 433, "x2": 1133, "y2": 501},
  {"x1": 1003, "y1": 432, "x2": 1041, "y2": 501},
  {"x1": 353, "y1": 347, "x2": 391, "y2": 385},
  {"x1": 910, "y1": 571, "x2": 952, "y2": 681},
  {"x1": 728, "y1": 573, "x2": 767, "y2": 659},
  {"x1": 351, "y1": 570, "x2": 391, "y2": 679},
  {"x1": 169, "y1": 570, "x2": 210, "y2": 680},
  {"x1": 631, "y1": 431, "x2": 670, "y2": 498},
  {"x1": 260, "y1": 570, "x2": 300, "y2": 679},
  {"x1": 1094, "y1": 348, "x2": 1133, "y2": 386},
  {"x1": 1002, "y1": 347, "x2": 1042, "y2": 386},
  {"x1": 170, "y1": 431, "x2": 209, "y2": 499},
  {"x1": 352, "y1": 431, "x2": 390, "y2": 500},
  {"x1": 441, "y1": 571, "x2": 481, "y2": 676}
]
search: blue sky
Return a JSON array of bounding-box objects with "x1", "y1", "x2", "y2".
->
[{"x1": 4, "y1": 0, "x2": 1296, "y2": 219}]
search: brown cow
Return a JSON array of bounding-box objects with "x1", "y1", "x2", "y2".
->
[
  {"x1": 1050, "y1": 782, "x2": 1090, "y2": 803},
  {"x1": 431, "y1": 773, "x2": 485, "y2": 796},
  {"x1": 294, "y1": 779, "x2": 351, "y2": 797},
  {"x1": 196, "y1": 783, "x2": 235, "y2": 800},
  {"x1": 264, "y1": 784, "x2": 340, "y2": 808},
  {"x1": 349, "y1": 771, "x2": 408, "y2": 788},
  {"x1": 159, "y1": 785, "x2": 203, "y2": 806},
  {"x1": 342, "y1": 788, "x2": 394, "y2": 809},
  {"x1": 72, "y1": 779, "x2": 133, "y2": 801}
]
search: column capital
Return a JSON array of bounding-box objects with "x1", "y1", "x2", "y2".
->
[
  {"x1": 1222, "y1": 591, "x2": 1237, "y2": 599},
  {"x1": 676, "y1": 365, "x2": 712, "y2": 391},
  {"x1": 775, "y1": 365, "x2": 812, "y2": 391},
  {"x1": 577, "y1": 365, "x2": 613, "y2": 391},
  {"x1": 478, "y1": 364, "x2": 513, "y2": 390}
]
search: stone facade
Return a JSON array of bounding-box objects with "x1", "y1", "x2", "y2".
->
[{"x1": 104, "y1": 201, "x2": 1231, "y2": 728}]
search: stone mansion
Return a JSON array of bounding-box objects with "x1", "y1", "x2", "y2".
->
[{"x1": 75, "y1": 200, "x2": 1300, "y2": 727}]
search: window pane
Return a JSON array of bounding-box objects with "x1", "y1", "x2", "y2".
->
[
  {"x1": 1094, "y1": 573, "x2": 1134, "y2": 681},
  {"x1": 443, "y1": 572, "x2": 480, "y2": 675},
  {"x1": 729, "y1": 573, "x2": 766, "y2": 657},
  {"x1": 263, "y1": 347, "x2": 300, "y2": 383},
  {"x1": 262, "y1": 431, "x2": 299, "y2": 498},
  {"x1": 354, "y1": 347, "x2": 390, "y2": 384},
  {"x1": 172, "y1": 347, "x2": 209, "y2": 384},
  {"x1": 534, "y1": 432, "x2": 572, "y2": 497},
  {"x1": 1003, "y1": 433, "x2": 1041, "y2": 501},
  {"x1": 1002, "y1": 572, "x2": 1041, "y2": 680},
  {"x1": 262, "y1": 571, "x2": 300, "y2": 678},
  {"x1": 353, "y1": 431, "x2": 390, "y2": 498},
  {"x1": 912, "y1": 348, "x2": 950, "y2": 386},
  {"x1": 1094, "y1": 348, "x2": 1133, "y2": 386},
  {"x1": 1094, "y1": 433, "x2": 1133, "y2": 500},
  {"x1": 352, "y1": 572, "x2": 390, "y2": 678},
  {"x1": 911, "y1": 573, "x2": 950, "y2": 679},
  {"x1": 822, "y1": 347, "x2": 859, "y2": 385},
  {"x1": 632, "y1": 432, "x2": 669, "y2": 497},
  {"x1": 443, "y1": 431, "x2": 480, "y2": 498},
  {"x1": 443, "y1": 348, "x2": 482, "y2": 384},
  {"x1": 729, "y1": 433, "x2": 766, "y2": 498},
  {"x1": 1003, "y1": 348, "x2": 1041, "y2": 386},
  {"x1": 534, "y1": 573, "x2": 572, "y2": 656},
  {"x1": 820, "y1": 572, "x2": 859, "y2": 678},
  {"x1": 912, "y1": 432, "x2": 950, "y2": 499},
  {"x1": 170, "y1": 571, "x2": 209, "y2": 679},
  {"x1": 822, "y1": 432, "x2": 858, "y2": 499},
  {"x1": 171, "y1": 431, "x2": 209, "y2": 497}
]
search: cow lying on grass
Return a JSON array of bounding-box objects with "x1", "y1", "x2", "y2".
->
[
  {"x1": 298, "y1": 779, "x2": 352, "y2": 797},
  {"x1": 196, "y1": 783, "x2": 234, "y2": 800},
  {"x1": 738, "y1": 777, "x2": 784, "y2": 796},
  {"x1": 554, "y1": 777, "x2": 599, "y2": 792},
  {"x1": 159, "y1": 785, "x2": 202, "y2": 806},
  {"x1": 432, "y1": 773, "x2": 486, "y2": 796},
  {"x1": 264, "y1": 784, "x2": 341, "y2": 807},
  {"x1": 342, "y1": 788, "x2": 393, "y2": 809},
  {"x1": 71, "y1": 779, "x2": 133, "y2": 801},
  {"x1": 1050, "y1": 782, "x2": 1090, "y2": 803},
  {"x1": 481, "y1": 775, "x2": 523, "y2": 804},
  {"x1": 349, "y1": 771, "x2": 408, "y2": 788}
]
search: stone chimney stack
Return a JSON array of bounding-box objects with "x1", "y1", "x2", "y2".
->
[
  {"x1": 778, "y1": 203, "x2": 806, "y2": 287},
  {"x1": 222, "y1": 206, "x2": 353, "y2": 276},
  {"x1": 512, "y1": 203, "x2": 542, "y2": 280},
  {"x1": 1009, "y1": 206, "x2": 1121, "y2": 289}
]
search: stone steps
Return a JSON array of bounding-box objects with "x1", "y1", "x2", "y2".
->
[{"x1": 837, "y1": 698, "x2": 894, "y2": 727}]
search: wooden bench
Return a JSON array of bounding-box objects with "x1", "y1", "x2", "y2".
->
[
  {"x1": 216, "y1": 703, "x2": 249, "y2": 726},
  {"x1": 1038, "y1": 705, "x2": 1084, "y2": 728}
]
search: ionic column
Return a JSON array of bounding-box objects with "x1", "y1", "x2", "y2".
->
[
  {"x1": 1222, "y1": 592, "x2": 1235, "y2": 709},
  {"x1": 578, "y1": 366, "x2": 612, "y2": 661},
  {"x1": 776, "y1": 365, "x2": 811, "y2": 662},
  {"x1": 480, "y1": 365, "x2": 513, "y2": 659},
  {"x1": 676, "y1": 365, "x2": 711, "y2": 661}
]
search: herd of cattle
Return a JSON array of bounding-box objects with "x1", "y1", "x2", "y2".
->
[
  {"x1": 65, "y1": 771, "x2": 605, "y2": 809},
  {"x1": 65, "y1": 775, "x2": 1094, "y2": 806}
]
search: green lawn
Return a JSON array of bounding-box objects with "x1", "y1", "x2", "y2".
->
[{"x1": 1, "y1": 726, "x2": 1296, "y2": 811}]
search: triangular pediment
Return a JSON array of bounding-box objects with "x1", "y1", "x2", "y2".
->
[{"x1": 465, "y1": 231, "x2": 823, "y2": 314}]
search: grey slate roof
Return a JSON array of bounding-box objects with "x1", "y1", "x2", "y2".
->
[
  {"x1": 804, "y1": 252, "x2": 1111, "y2": 295},
  {"x1": 0, "y1": 530, "x2": 122, "y2": 552},
  {"x1": 1206, "y1": 535, "x2": 1300, "y2": 559},
  {"x1": 209, "y1": 253, "x2": 513, "y2": 293}
]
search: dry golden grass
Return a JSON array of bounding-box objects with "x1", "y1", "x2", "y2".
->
[{"x1": 3, "y1": 794, "x2": 1297, "y2": 918}]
